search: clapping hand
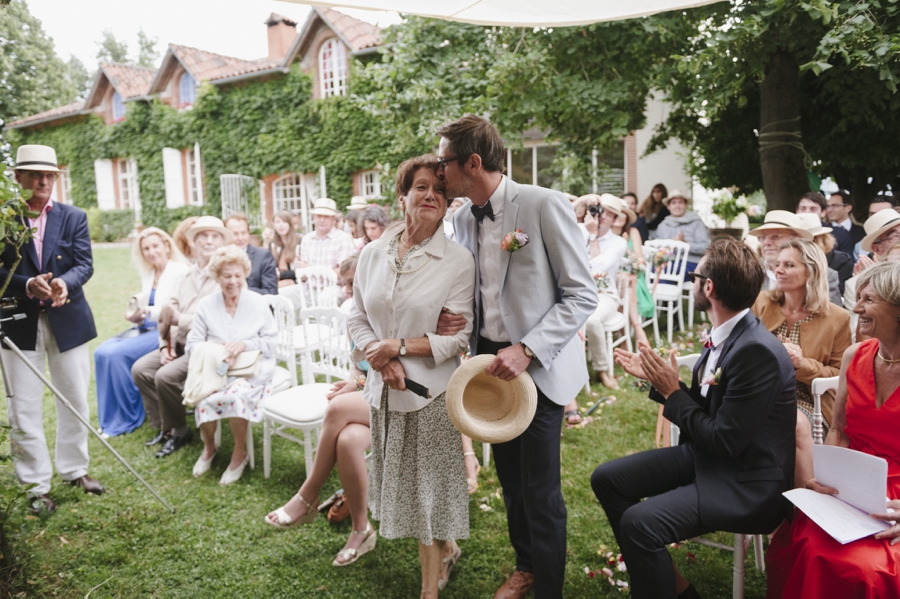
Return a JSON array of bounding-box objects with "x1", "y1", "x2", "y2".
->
[
  {"x1": 640, "y1": 344, "x2": 682, "y2": 398},
  {"x1": 614, "y1": 340, "x2": 653, "y2": 380},
  {"x1": 26, "y1": 273, "x2": 53, "y2": 300},
  {"x1": 871, "y1": 499, "x2": 900, "y2": 545},
  {"x1": 49, "y1": 277, "x2": 68, "y2": 307},
  {"x1": 778, "y1": 335, "x2": 804, "y2": 368},
  {"x1": 675, "y1": 230, "x2": 685, "y2": 242}
]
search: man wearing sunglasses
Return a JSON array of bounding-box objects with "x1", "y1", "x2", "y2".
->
[
  {"x1": 0, "y1": 144, "x2": 103, "y2": 515},
  {"x1": 595, "y1": 238, "x2": 796, "y2": 599},
  {"x1": 436, "y1": 114, "x2": 596, "y2": 599}
]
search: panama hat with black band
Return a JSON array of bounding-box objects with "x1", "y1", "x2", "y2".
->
[
  {"x1": 15, "y1": 145, "x2": 60, "y2": 173},
  {"x1": 748, "y1": 210, "x2": 814, "y2": 241},
  {"x1": 861, "y1": 208, "x2": 900, "y2": 253}
]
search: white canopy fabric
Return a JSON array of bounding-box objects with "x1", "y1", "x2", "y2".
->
[{"x1": 278, "y1": 0, "x2": 720, "y2": 27}]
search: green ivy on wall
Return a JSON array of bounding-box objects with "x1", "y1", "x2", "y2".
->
[{"x1": 8, "y1": 64, "x2": 421, "y2": 232}]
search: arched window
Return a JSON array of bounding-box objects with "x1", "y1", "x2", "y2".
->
[
  {"x1": 179, "y1": 72, "x2": 197, "y2": 106},
  {"x1": 319, "y1": 38, "x2": 348, "y2": 98},
  {"x1": 112, "y1": 91, "x2": 125, "y2": 121}
]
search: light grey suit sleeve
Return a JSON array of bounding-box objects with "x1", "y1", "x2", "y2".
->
[{"x1": 520, "y1": 195, "x2": 598, "y2": 369}]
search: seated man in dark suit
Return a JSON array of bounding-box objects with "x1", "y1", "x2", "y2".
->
[
  {"x1": 225, "y1": 213, "x2": 277, "y2": 295},
  {"x1": 593, "y1": 238, "x2": 797, "y2": 599}
]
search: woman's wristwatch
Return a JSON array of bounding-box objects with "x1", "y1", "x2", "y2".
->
[{"x1": 399, "y1": 338, "x2": 407, "y2": 357}]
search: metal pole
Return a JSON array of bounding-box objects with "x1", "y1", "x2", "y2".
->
[{"x1": 0, "y1": 332, "x2": 175, "y2": 513}]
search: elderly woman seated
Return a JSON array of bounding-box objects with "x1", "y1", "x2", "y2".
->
[
  {"x1": 766, "y1": 261, "x2": 900, "y2": 597},
  {"x1": 752, "y1": 238, "x2": 851, "y2": 486},
  {"x1": 185, "y1": 245, "x2": 278, "y2": 486}
]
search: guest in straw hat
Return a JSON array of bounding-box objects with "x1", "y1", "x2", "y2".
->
[
  {"x1": 655, "y1": 189, "x2": 709, "y2": 280},
  {"x1": 346, "y1": 154, "x2": 476, "y2": 594},
  {"x1": 0, "y1": 144, "x2": 105, "y2": 513}
]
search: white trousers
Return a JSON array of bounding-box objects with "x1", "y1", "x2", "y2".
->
[
  {"x1": 584, "y1": 294, "x2": 621, "y2": 373},
  {"x1": 1, "y1": 314, "x2": 90, "y2": 494}
]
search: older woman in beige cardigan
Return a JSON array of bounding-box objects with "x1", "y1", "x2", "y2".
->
[{"x1": 752, "y1": 238, "x2": 851, "y2": 486}]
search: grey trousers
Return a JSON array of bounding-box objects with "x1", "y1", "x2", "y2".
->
[{"x1": 131, "y1": 351, "x2": 189, "y2": 431}]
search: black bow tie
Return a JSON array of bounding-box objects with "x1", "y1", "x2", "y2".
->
[{"x1": 471, "y1": 201, "x2": 495, "y2": 223}]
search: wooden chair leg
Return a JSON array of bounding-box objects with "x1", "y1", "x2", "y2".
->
[
  {"x1": 732, "y1": 533, "x2": 746, "y2": 599},
  {"x1": 482, "y1": 442, "x2": 491, "y2": 469}
]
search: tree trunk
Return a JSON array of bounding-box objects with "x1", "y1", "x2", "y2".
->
[{"x1": 759, "y1": 49, "x2": 809, "y2": 211}]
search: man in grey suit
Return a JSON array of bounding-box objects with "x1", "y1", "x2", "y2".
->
[
  {"x1": 437, "y1": 115, "x2": 597, "y2": 599},
  {"x1": 225, "y1": 213, "x2": 277, "y2": 295}
]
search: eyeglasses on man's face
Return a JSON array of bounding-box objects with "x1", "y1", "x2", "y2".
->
[
  {"x1": 687, "y1": 271, "x2": 712, "y2": 285},
  {"x1": 22, "y1": 171, "x2": 59, "y2": 183},
  {"x1": 436, "y1": 156, "x2": 458, "y2": 172},
  {"x1": 873, "y1": 228, "x2": 900, "y2": 249}
]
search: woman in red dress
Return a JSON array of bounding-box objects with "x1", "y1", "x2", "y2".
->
[{"x1": 766, "y1": 261, "x2": 900, "y2": 598}]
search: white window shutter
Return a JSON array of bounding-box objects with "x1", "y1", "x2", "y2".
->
[
  {"x1": 162, "y1": 147, "x2": 185, "y2": 208},
  {"x1": 193, "y1": 143, "x2": 204, "y2": 205},
  {"x1": 93, "y1": 159, "x2": 115, "y2": 210}
]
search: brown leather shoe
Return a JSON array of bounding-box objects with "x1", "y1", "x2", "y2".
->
[
  {"x1": 494, "y1": 571, "x2": 534, "y2": 599},
  {"x1": 68, "y1": 475, "x2": 105, "y2": 495},
  {"x1": 30, "y1": 494, "x2": 57, "y2": 515}
]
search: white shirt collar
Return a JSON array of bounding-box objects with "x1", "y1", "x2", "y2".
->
[
  {"x1": 709, "y1": 308, "x2": 749, "y2": 348},
  {"x1": 485, "y1": 175, "x2": 507, "y2": 213},
  {"x1": 833, "y1": 217, "x2": 852, "y2": 230}
]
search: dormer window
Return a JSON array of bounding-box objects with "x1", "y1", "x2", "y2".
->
[
  {"x1": 179, "y1": 72, "x2": 197, "y2": 107},
  {"x1": 112, "y1": 91, "x2": 125, "y2": 121},
  {"x1": 319, "y1": 38, "x2": 348, "y2": 98}
]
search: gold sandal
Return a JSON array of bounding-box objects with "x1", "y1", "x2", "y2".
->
[
  {"x1": 264, "y1": 492, "x2": 319, "y2": 529},
  {"x1": 332, "y1": 523, "x2": 377, "y2": 566}
]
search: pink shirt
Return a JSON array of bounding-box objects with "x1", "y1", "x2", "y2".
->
[{"x1": 27, "y1": 199, "x2": 53, "y2": 267}]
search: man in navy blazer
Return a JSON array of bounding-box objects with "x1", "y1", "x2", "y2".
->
[
  {"x1": 438, "y1": 115, "x2": 597, "y2": 599},
  {"x1": 0, "y1": 145, "x2": 104, "y2": 514},
  {"x1": 593, "y1": 238, "x2": 796, "y2": 599},
  {"x1": 224, "y1": 213, "x2": 277, "y2": 295}
]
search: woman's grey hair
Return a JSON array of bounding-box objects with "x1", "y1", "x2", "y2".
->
[
  {"x1": 208, "y1": 245, "x2": 251, "y2": 280},
  {"x1": 856, "y1": 261, "x2": 900, "y2": 306},
  {"x1": 361, "y1": 205, "x2": 391, "y2": 229}
]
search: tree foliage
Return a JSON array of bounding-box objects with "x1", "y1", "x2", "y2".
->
[
  {"x1": 65, "y1": 55, "x2": 93, "y2": 99},
  {"x1": 95, "y1": 30, "x2": 128, "y2": 64},
  {"x1": 0, "y1": 0, "x2": 76, "y2": 134},
  {"x1": 136, "y1": 30, "x2": 159, "y2": 68}
]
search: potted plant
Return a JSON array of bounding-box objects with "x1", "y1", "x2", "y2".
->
[{"x1": 709, "y1": 189, "x2": 749, "y2": 239}]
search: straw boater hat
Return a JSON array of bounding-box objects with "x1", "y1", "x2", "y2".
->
[
  {"x1": 796, "y1": 212, "x2": 832, "y2": 237},
  {"x1": 598, "y1": 193, "x2": 637, "y2": 226},
  {"x1": 445, "y1": 354, "x2": 538, "y2": 444},
  {"x1": 15, "y1": 145, "x2": 59, "y2": 173},
  {"x1": 861, "y1": 208, "x2": 900, "y2": 253},
  {"x1": 662, "y1": 189, "x2": 690, "y2": 207},
  {"x1": 347, "y1": 196, "x2": 368, "y2": 211},
  {"x1": 310, "y1": 198, "x2": 341, "y2": 216},
  {"x1": 747, "y1": 210, "x2": 814, "y2": 241},
  {"x1": 186, "y1": 215, "x2": 234, "y2": 243}
]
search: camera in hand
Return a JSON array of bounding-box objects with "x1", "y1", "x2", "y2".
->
[{"x1": 588, "y1": 205, "x2": 604, "y2": 217}]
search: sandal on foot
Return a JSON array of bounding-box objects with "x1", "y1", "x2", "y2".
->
[
  {"x1": 332, "y1": 524, "x2": 377, "y2": 566},
  {"x1": 464, "y1": 452, "x2": 481, "y2": 494},
  {"x1": 565, "y1": 410, "x2": 583, "y2": 426},
  {"x1": 265, "y1": 492, "x2": 319, "y2": 529},
  {"x1": 439, "y1": 542, "x2": 462, "y2": 591}
]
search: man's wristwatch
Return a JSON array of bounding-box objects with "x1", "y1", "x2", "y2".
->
[
  {"x1": 588, "y1": 234, "x2": 598, "y2": 242},
  {"x1": 521, "y1": 343, "x2": 535, "y2": 360},
  {"x1": 399, "y1": 339, "x2": 407, "y2": 357}
]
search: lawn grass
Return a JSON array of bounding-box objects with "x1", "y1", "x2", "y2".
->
[{"x1": 1, "y1": 245, "x2": 767, "y2": 597}]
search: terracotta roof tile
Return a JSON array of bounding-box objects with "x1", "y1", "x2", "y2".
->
[
  {"x1": 170, "y1": 44, "x2": 274, "y2": 82},
  {"x1": 100, "y1": 63, "x2": 156, "y2": 99},
  {"x1": 6, "y1": 101, "x2": 85, "y2": 129},
  {"x1": 319, "y1": 7, "x2": 381, "y2": 52}
]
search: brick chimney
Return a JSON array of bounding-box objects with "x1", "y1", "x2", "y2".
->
[{"x1": 265, "y1": 13, "x2": 298, "y2": 61}]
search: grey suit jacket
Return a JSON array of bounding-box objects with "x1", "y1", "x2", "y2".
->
[
  {"x1": 246, "y1": 244, "x2": 278, "y2": 295},
  {"x1": 453, "y1": 177, "x2": 598, "y2": 405}
]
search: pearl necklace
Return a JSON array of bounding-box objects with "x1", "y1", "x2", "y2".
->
[{"x1": 390, "y1": 234, "x2": 433, "y2": 275}]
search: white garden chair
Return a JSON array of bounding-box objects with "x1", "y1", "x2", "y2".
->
[
  {"x1": 641, "y1": 239, "x2": 690, "y2": 344},
  {"x1": 293, "y1": 265, "x2": 340, "y2": 310},
  {"x1": 601, "y1": 276, "x2": 633, "y2": 377},
  {"x1": 263, "y1": 307, "x2": 351, "y2": 479},
  {"x1": 811, "y1": 376, "x2": 839, "y2": 445}
]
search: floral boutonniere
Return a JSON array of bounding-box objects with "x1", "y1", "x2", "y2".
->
[
  {"x1": 699, "y1": 329, "x2": 714, "y2": 349},
  {"x1": 500, "y1": 229, "x2": 529, "y2": 252},
  {"x1": 702, "y1": 367, "x2": 722, "y2": 387}
]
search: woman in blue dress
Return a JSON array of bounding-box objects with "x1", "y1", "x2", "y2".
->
[{"x1": 94, "y1": 227, "x2": 190, "y2": 436}]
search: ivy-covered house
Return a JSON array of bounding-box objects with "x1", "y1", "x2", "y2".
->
[
  {"x1": 6, "y1": 8, "x2": 393, "y2": 232},
  {"x1": 7, "y1": 7, "x2": 691, "y2": 234}
]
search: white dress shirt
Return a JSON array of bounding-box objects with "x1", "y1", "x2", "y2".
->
[
  {"x1": 699, "y1": 308, "x2": 749, "y2": 398},
  {"x1": 831, "y1": 217, "x2": 852, "y2": 232},
  {"x1": 478, "y1": 176, "x2": 510, "y2": 342},
  {"x1": 588, "y1": 229, "x2": 628, "y2": 299}
]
